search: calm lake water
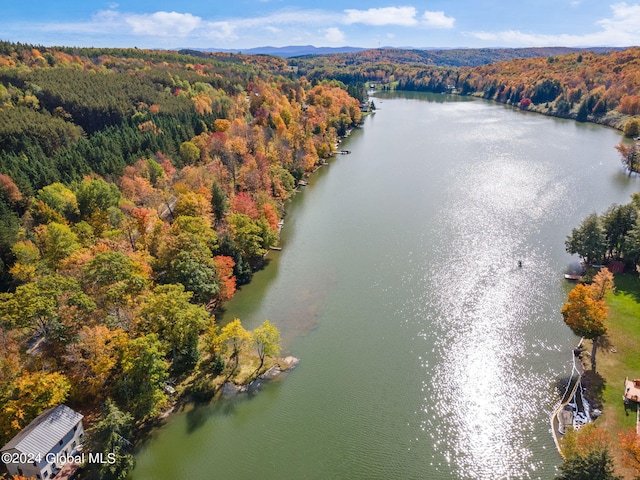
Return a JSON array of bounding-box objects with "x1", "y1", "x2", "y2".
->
[{"x1": 132, "y1": 93, "x2": 638, "y2": 480}]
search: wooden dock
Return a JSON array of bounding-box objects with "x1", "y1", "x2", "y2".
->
[
  {"x1": 551, "y1": 339, "x2": 586, "y2": 457},
  {"x1": 551, "y1": 374, "x2": 582, "y2": 457}
]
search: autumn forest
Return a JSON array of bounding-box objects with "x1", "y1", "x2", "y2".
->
[{"x1": 1, "y1": 41, "x2": 640, "y2": 479}]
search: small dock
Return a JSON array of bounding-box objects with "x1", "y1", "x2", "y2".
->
[
  {"x1": 552, "y1": 373, "x2": 583, "y2": 456},
  {"x1": 338, "y1": 150, "x2": 351, "y2": 155},
  {"x1": 551, "y1": 340, "x2": 587, "y2": 457}
]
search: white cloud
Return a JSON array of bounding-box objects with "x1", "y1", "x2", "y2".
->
[
  {"x1": 344, "y1": 7, "x2": 419, "y2": 26},
  {"x1": 597, "y1": 2, "x2": 640, "y2": 35},
  {"x1": 422, "y1": 11, "x2": 455, "y2": 29},
  {"x1": 125, "y1": 11, "x2": 203, "y2": 36},
  {"x1": 206, "y1": 21, "x2": 237, "y2": 40},
  {"x1": 324, "y1": 27, "x2": 345, "y2": 43},
  {"x1": 468, "y1": 2, "x2": 640, "y2": 46},
  {"x1": 35, "y1": 9, "x2": 212, "y2": 38},
  {"x1": 343, "y1": 6, "x2": 455, "y2": 29},
  {"x1": 6, "y1": 4, "x2": 455, "y2": 48},
  {"x1": 230, "y1": 10, "x2": 337, "y2": 29},
  {"x1": 37, "y1": 10, "x2": 122, "y2": 35}
]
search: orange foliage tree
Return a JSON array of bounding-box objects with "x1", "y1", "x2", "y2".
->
[
  {"x1": 561, "y1": 283, "x2": 608, "y2": 371},
  {"x1": 619, "y1": 428, "x2": 640, "y2": 475},
  {"x1": 213, "y1": 255, "x2": 236, "y2": 306}
]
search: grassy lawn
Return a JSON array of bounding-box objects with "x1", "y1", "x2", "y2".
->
[{"x1": 585, "y1": 273, "x2": 640, "y2": 478}]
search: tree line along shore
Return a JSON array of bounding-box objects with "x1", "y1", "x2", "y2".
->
[
  {"x1": 0, "y1": 42, "x2": 363, "y2": 479},
  {"x1": 559, "y1": 193, "x2": 640, "y2": 478},
  {"x1": 1, "y1": 42, "x2": 640, "y2": 479}
]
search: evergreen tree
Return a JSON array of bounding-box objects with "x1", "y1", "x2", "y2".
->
[
  {"x1": 556, "y1": 448, "x2": 620, "y2": 480},
  {"x1": 565, "y1": 213, "x2": 606, "y2": 266},
  {"x1": 90, "y1": 399, "x2": 135, "y2": 480},
  {"x1": 210, "y1": 180, "x2": 229, "y2": 225}
]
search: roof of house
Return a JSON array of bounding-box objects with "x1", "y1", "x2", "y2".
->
[
  {"x1": 1, "y1": 405, "x2": 83, "y2": 457},
  {"x1": 625, "y1": 378, "x2": 640, "y2": 402}
]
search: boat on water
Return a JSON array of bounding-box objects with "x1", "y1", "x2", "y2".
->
[
  {"x1": 551, "y1": 339, "x2": 592, "y2": 455},
  {"x1": 564, "y1": 274, "x2": 583, "y2": 281},
  {"x1": 557, "y1": 406, "x2": 573, "y2": 435},
  {"x1": 554, "y1": 378, "x2": 592, "y2": 438}
]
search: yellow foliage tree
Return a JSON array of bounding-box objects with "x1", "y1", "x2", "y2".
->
[
  {"x1": 0, "y1": 370, "x2": 71, "y2": 444},
  {"x1": 65, "y1": 325, "x2": 128, "y2": 401},
  {"x1": 220, "y1": 318, "x2": 252, "y2": 367}
]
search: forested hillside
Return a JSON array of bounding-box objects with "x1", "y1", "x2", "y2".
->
[
  {"x1": 295, "y1": 47, "x2": 640, "y2": 130},
  {"x1": 295, "y1": 46, "x2": 618, "y2": 70},
  {"x1": 2, "y1": 40, "x2": 640, "y2": 478},
  {"x1": 0, "y1": 42, "x2": 362, "y2": 472}
]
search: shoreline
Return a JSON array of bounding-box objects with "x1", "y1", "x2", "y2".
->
[
  {"x1": 554, "y1": 274, "x2": 640, "y2": 478},
  {"x1": 466, "y1": 91, "x2": 631, "y2": 132},
  {"x1": 219, "y1": 356, "x2": 300, "y2": 397},
  {"x1": 550, "y1": 339, "x2": 586, "y2": 457},
  {"x1": 377, "y1": 87, "x2": 631, "y2": 132},
  {"x1": 124, "y1": 87, "x2": 632, "y2": 480},
  {"x1": 582, "y1": 274, "x2": 640, "y2": 478},
  {"x1": 133, "y1": 355, "x2": 300, "y2": 447},
  {"x1": 264, "y1": 124, "x2": 359, "y2": 258},
  {"x1": 132, "y1": 123, "x2": 361, "y2": 442}
]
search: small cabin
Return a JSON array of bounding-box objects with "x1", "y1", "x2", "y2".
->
[{"x1": 1, "y1": 405, "x2": 84, "y2": 479}]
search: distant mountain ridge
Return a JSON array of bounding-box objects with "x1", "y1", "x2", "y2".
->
[
  {"x1": 193, "y1": 45, "x2": 365, "y2": 57},
  {"x1": 294, "y1": 46, "x2": 624, "y2": 68},
  {"x1": 366, "y1": 46, "x2": 622, "y2": 67},
  {"x1": 180, "y1": 45, "x2": 624, "y2": 66}
]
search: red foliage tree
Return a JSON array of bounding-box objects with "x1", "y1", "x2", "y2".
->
[
  {"x1": 0, "y1": 174, "x2": 22, "y2": 203},
  {"x1": 231, "y1": 192, "x2": 259, "y2": 219}
]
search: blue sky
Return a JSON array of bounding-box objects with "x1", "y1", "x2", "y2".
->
[{"x1": 1, "y1": 1, "x2": 640, "y2": 50}]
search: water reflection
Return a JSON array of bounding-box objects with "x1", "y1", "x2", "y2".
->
[
  {"x1": 133, "y1": 93, "x2": 637, "y2": 480},
  {"x1": 404, "y1": 114, "x2": 573, "y2": 478}
]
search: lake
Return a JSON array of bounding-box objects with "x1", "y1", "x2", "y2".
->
[{"x1": 132, "y1": 92, "x2": 638, "y2": 480}]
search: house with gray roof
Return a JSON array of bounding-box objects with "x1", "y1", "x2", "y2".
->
[{"x1": 1, "y1": 404, "x2": 84, "y2": 479}]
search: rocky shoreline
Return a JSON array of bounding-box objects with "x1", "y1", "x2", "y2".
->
[
  {"x1": 468, "y1": 91, "x2": 631, "y2": 131},
  {"x1": 221, "y1": 356, "x2": 300, "y2": 397}
]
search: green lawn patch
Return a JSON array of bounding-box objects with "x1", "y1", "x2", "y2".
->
[{"x1": 587, "y1": 273, "x2": 640, "y2": 478}]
